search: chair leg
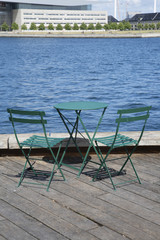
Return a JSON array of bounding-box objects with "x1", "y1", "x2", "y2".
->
[
  {"x1": 103, "y1": 163, "x2": 117, "y2": 190},
  {"x1": 18, "y1": 146, "x2": 37, "y2": 187},
  {"x1": 117, "y1": 146, "x2": 141, "y2": 184},
  {"x1": 53, "y1": 143, "x2": 66, "y2": 181},
  {"x1": 18, "y1": 159, "x2": 28, "y2": 187},
  {"x1": 92, "y1": 143, "x2": 105, "y2": 181},
  {"x1": 55, "y1": 144, "x2": 66, "y2": 181},
  {"x1": 93, "y1": 160, "x2": 117, "y2": 190},
  {"x1": 93, "y1": 144, "x2": 117, "y2": 190},
  {"x1": 47, "y1": 162, "x2": 57, "y2": 192},
  {"x1": 129, "y1": 157, "x2": 141, "y2": 184},
  {"x1": 22, "y1": 146, "x2": 37, "y2": 172},
  {"x1": 117, "y1": 156, "x2": 129, "y2": 176},
  {"x1": 47, "y1": 144, "x2": 66, "y2": 191}
]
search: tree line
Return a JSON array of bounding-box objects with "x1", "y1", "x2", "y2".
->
[{"x1": 1, "y1": 21, "x2": 160, "y2": 31}]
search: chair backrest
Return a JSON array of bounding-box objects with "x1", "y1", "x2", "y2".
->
[
  {"x1": 7, "y1": 109, "x2": 48, "y2": 147},
  {"x1": 115, "y1": 106, "x2": 152, "y2": 144}
]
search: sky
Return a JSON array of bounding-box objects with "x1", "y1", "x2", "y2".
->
[{"x1": 92, "y1": 0, "x2": 160, "y2": 20}]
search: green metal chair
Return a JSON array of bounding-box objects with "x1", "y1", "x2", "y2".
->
[
  {"x1": 93, "y1": 106, "x2": 152, "y2": 190},
  {"x1": 7, "y1": 109, "x2": 66, "y2": 191}
]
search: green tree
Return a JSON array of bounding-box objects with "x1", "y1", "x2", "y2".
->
[
  {"x1": 103, "y1": 24, "x2": 110, "y2": 30},
  {"x1": 149, "y1": 23, "x2": 155, "y2": 30},
  {"x1": 48, "y1": 23, "x2": 54, "y2": 30},
  {"x1": 157, "y1": 22, "x2": 160, "y2": 29},
  {"x1": 80, "y1": 22, "x2": 87, "y2": 30},
  {"x1": 144, "y1": 23, "x2": 149, "y2": 30},
  {"x1": 152, "y1": 23, "x2": 156, "y2": 30},
  {"x1": 38, "y1": 23, "x2": 45, "y2": 30},
  {"x1": 21, "y1": 24, "x2": 27, "y2": 30},
  {"x1": 123, "y1": 21, "x2": 131, "y2": 30},
  {"x1": 30, "y1": 22, "x2": 37, "y2": 30},
  {"x1": 56, "y1": 24, "x2": 63, "y2": 30},
  {"x1": 1, "y1": 22, "x2": 9, "y2": 31},
  {"x1": 87, "y1": 23, "x2": 95, "y2": 30},
  {"x1": 109, "y1": 22, "x2": 118, "y2": 30},
  {"x1": 64, "y1": 23, "x2": 71, "y2": 30},
  {"x1": 95, "y1": 22, "x2": 102, "y2": 30},
  {"x1": 137, "y1": 23, "x2": 143, "y2": 30},
  {"x1": 72, "y1": 23, "x2": 79, "y2": 30},
  {"x1": 11, "y1": 22, "x2": 19, "y2": 31},
  {"x1": 118, "y1": 22, "x2": 124, "y2": 31}
]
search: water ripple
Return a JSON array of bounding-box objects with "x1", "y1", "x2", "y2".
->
[{"x1": 0, "y1": 37, "x2": 159, "y2": 133}]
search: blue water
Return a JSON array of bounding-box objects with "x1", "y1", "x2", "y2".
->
[{"x1": 0, "y1": 37, "x2": 160, "y2": 134}]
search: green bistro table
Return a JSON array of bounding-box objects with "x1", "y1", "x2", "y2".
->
[{"x1": 54, "y1": 101, "x2": 108, "y2": 177}]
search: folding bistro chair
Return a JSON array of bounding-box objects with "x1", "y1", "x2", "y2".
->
[
  {"x1": 93, "y1": 106, "x2": 152, "y2": 190},
  {"x1": 7, "y1": 109, "x2": 65, "y2": 191}
]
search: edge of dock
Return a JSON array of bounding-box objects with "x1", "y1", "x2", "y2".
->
[{"x1": 0, "y1": 131, "x2": 159, "y2": 156}]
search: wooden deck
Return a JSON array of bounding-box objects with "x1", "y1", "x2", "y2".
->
[{"x1": 0, "y1": 153, "x2": 160, "y2": 240}]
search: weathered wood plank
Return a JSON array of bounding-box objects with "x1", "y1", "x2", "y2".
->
[
  {"x1": 20, "y1": 179, "x2": 160, "y2": 240},
  {"x1": 0, "y1": 154, "x2": 160, "y2": 240},
  {"x1": 1, "y1": 157, "x2": 160, "y2": 233},
  {"x1": 155, "y1": 180, "x2": 160, "y2": 185},
  {"x1": 137, "y1": 181, "x2": 160, "y2": 194},
  {"x1": 0, "y1": 215, "x2": 5, "y2": 221},
  {"x1": 99, "y1": 193, "x2": 160, "y2": 226},
  {"x1": 0, "y1": 175, "x2": 150, "y2": 239},
  {"x1": 0, "y1": 186, "x2": 99, "y2": 240},
  {"x1": 89, "y1": 226, "x2": 130, "y2": 240},
  {"x1": 122, "y1": 183, "x2": 160, "y2": 203},
  {"x1": 13, "y1": 187, "x2": 99, "y2": 231},
  {"x1": 0, "y1": 219, "x2": 37, "y2": 240},
  {"x1": 102, "y1": 187, "x2": 160, "y2": 213},
  {"x1": 105, "y1": 160, "x2": 160, "y2": 183},
  {"x1": 137, "y1": 153, "x2": 160, "y2": 165},
  {"x1": 0, "y1": 199, "x2": 68, "y2": 240},
  {"x1": 128, "y1": 159, "x2": 160, "y2": 177},
  {"x1": 0, "y1": 168, "x2": 154, "y2": 240},
  {"x1": 104, "y1": 205, "x2": 160, "y2": 240},
  {"x1": 0, "y1": 234, "x2": 7, "y2": 240}
]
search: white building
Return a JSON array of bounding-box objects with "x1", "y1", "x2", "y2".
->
[
  {"x1": 13, "y1": 9, "x2": 107, "y2": 29},
  {"x1": 0, "y1": 1, "x2": 108, "y2": 29}
]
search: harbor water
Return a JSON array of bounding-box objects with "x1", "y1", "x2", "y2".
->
[{"x1": 0, "y1": 37, "x2": 160, "y2": 134}]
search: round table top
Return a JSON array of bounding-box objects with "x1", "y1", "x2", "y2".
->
[{"x1": 54, "y1": 101, "x2": 108, "y2": 111}]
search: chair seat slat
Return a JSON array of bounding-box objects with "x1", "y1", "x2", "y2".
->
[
  {"x1": 20, "y1": 135, "x2": 64, "y2": 148},
  {"x1": 95, "y1": 134, "x2": 137, "y2": 147}
]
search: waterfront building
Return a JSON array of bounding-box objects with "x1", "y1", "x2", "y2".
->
[
  {"x1": 108, "y1": 15, "x2": 118, "y2": 23},
  {"x1": 0, "y1": 0, "x2": 107, "y2": 30},
  {"x1": 129, "y1": 12, "x2": 160, "y2": 30}
]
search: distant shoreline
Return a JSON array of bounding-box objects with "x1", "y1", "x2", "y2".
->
[{"x1": 1, "y1": 30, "x2": 160, "y2": 38}]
